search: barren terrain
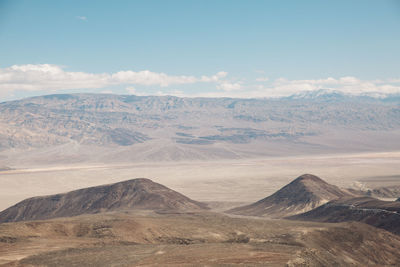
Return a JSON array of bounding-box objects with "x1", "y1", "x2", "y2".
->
[
  {"x1": 2, "y1": 211, "x2": 400, "y2": 266},
  {"x1": 1, "y1": 154, "x2": 400, "y2": 266},
  {"x1": 0, "y1": 93, "x2": 399, "y2": 265},
  {"x1": 1, "y1": 93, "x2": 399, "y2": 167},
  {"x1": 1, "y1": 152, "x2": 400, "y2": 211}
]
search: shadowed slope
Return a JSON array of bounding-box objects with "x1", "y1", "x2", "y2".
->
[
  {"x1": 289, "y1": 196, "x2": 400, "y2": 235},
  {"x1": 0, "y1": 178, "x2": 208, "y2": 223},
  {"x1": 227, "y1": 174, "x2": 351, "y2": 218}
]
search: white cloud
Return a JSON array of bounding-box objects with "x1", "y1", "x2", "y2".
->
[
  {"x1": 1, "y1": 64, "x2": 400, "y2": 99},
  {"x1": 113, "y1": 70, "x2": 198, "y2": 87},
  {"x1": 252, "y1": 76, "x2": 400, "y2": 97},
  {"x1": 200, "y1": 71, "x2": 228, "y2": 82},
  {"x1": 0, "y1": 64, "x2": 228, "y2": 96},
  {"x1": 217, "y1": 82, "x2": 241, "y2": 91},
  {"x1": 0, "y1": 64, "x2": 109, "y2": 91},
  {"x1": 181, "y1": 76, "x2": 400, "y2": 98},
  {"x1": 76, "y1": 16, "x2": 87, "y2": 21},
  {"x1": 388, "y1": 78, "x2": 400, "y2": 83}
]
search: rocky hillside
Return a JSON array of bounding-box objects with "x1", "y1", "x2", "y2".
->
[
  {"x1": 2, "y1": 211, "x2": 400, "y2": 266},
  {"x1": 348, "y1": 185, "x2": 400, "y2": 199},
  {"x1": 0, "y1": 178, "x2": 209, "y2": 223},
  {"x1": 289, "y1": 196, "x2": 400, "y2": 235},
  {"x1": 0, "y1": 93, "x2": 399, "y2": 163},
  {"x1": 227, "y1": 174, "x2": 352, "y2": 218}
]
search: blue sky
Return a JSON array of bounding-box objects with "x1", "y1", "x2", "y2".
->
[{"x1": 0, "y1": 0, "x2": 400, "y2": 100}]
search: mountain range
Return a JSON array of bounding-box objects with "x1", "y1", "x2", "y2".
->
[{"x1": 0, "y1": 92, "x2": 399, "y2": 165}]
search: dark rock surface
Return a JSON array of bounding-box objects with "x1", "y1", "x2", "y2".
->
[
  {"x1": 0, "y1": 178, "x2": 209, "y2": 223},
  {"x1": 227, "y1": 174, "x2": 351, "y2": 218}
]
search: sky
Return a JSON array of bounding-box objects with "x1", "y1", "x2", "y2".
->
[{"x1": 0, "y1": 0, "x2": 400, "y2": 100}]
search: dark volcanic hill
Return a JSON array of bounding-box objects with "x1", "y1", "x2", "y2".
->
[
  {"x1": 289, "y1": 197, "x2": 400, "y2": 235},
  {"x1": 0, "y1": 178, "x2": 209, "y2": 223},
  {"x1": 227, "y1": 174, "x2": 352, "y2": 218}
]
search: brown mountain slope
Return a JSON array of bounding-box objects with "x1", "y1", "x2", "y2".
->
[
  {"x1": 2, "y1": 212, "x2": 400, "y2": 266},
  {"x1": 289, "y1": 196, "x2": 400, "y2": 235},
  {"x1": 227, "y1": 174, "x2": 352, "y2": 218},
  {"x1": 0, "y1": 178, "x2": 208, "y2": 223}
]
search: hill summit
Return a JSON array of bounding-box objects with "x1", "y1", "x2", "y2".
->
[
  {"x1": 228, "y1": 174, "x2": 351, "y2": 218},
  {"x1": 0, "y1": 178, "x2": 208, "y2": 223}
]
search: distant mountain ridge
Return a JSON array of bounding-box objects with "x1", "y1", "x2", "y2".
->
[
  {"x1": 284, "y1": 89, "x2": 400, "y2": 101},
  {"x1": 0, "y1": 93, "x2": 399, "y2": 163},
  {"x1": 284, "y1": 89, "x2": 347, "y2": 101},
  {"x1": 227, "y1": 174, "x2": 353, "y2": 218},
  {"x1": 0, "y1": 178, "x2": 209, "y2": 223}
]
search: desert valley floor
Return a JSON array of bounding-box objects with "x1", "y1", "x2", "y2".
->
[{"x1": 1, "y1": 151, "x2": 399, "y2": 211}]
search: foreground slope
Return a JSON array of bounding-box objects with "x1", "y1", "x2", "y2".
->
[
  {"x1": 0, "y1": 178, "x2": 208, "y2": 223},
  {"x1": 289, "y1": 196, "x2": 400, "y2": 235},
  {"x1": 1, "y1": 212, "x2": 400, "y2": 266},
  {"x1": 228, "y1": 174, "x2": 351, "y2": 218}
]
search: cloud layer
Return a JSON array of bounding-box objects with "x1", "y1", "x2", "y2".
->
[
  {"x1": 255, "y1": 76, "x2": 400, "y2": 97},
  {"x1": 0, "y1": 64, "x2": 399, "y2": 99},
  {"x1": 0, "y1": 64, "x2": 227, "y2": 92}
]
